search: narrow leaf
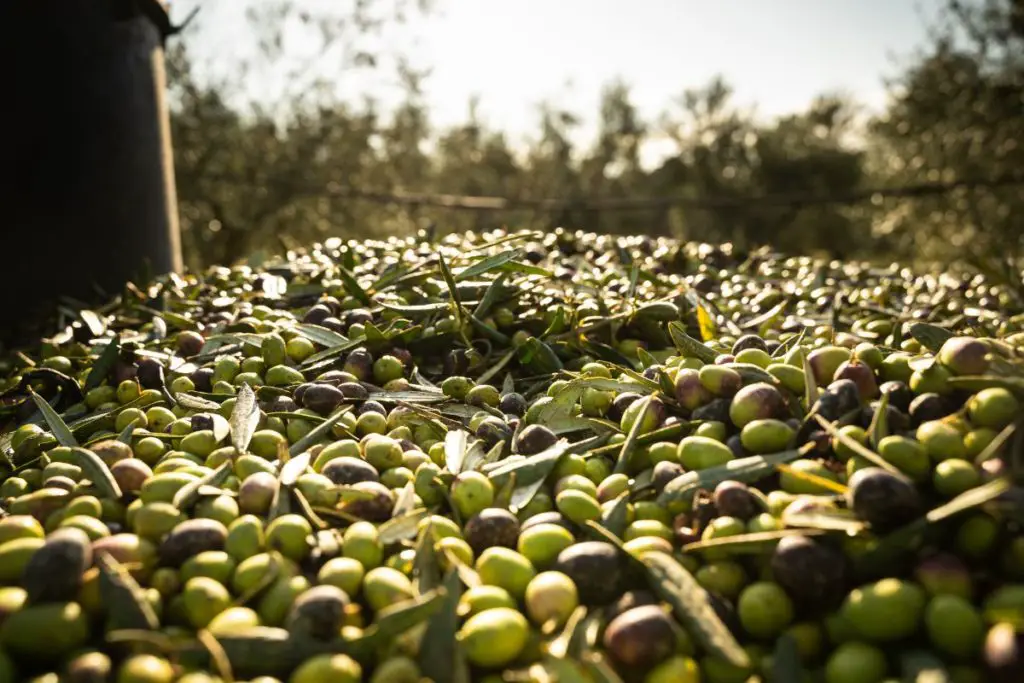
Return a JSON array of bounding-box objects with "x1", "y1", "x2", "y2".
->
[
  {"x1": 72, "y1": 447, "x2": 122, "y2": 499},
  {"x1": 636, "y1": 551, "x2": 750, "y2": 669},
  {"x1": 613, "y1": 393, "x2": 655, "y2": 475},
  {"x1": 380, "y1": 508, "x2": 430, "y2": 545},
  {"x1": 909, "y1": 322, "x2": 954, "y2": 354},
  {"x1": 868, "y1": 390, "x2": 890, "y2": 449},
  {"x1": 696, "y1": 303, "x2": 717, "y2": 342},
  {"x1": 667, "y1": 322, "x2": 718, "y2": 363},
  {"x1": 419, "y1": 571, "x2": 471, "y2": 683},
  {"x1": 177, "y1": 393, "x2": 222, "y2": 411},
  {"x1": 813, "y1": 415, "x2": 902, "y2": 476},
  {"x1": 658, "y1": 445, "x2": 813, "y2": 509},
  {"x1": 29, "y1": 389, "x2": 78, "y2": 447},
  {"x1": 488, "y1": 439, "x2": 571, "y2": 512},
  {"x1": 338, "y1": 267, "x2": 373, "y2": 307},
  {"x1": 444, "y1": 430, "x2": 470, "y2": 474},
  {"x1": 86, "y1": 339, "x2": 121, "y2": 390},
  {"x1": 294, "y1": 324, "x2": 349, "y2": 348},
  {"x1": 288, "y1": 406, "x2": 352, "y2": 457},
  {"x1": 173, "y1": 461, "x2": 234, "y2": 511},
  {"x1": 229, "y1": 384, "x2": 261, "y2": 455},
  {"x1": 455, "y1": 249, "x2": 521, "y2": 281}
]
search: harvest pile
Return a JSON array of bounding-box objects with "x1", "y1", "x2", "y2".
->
[{"x1": 1, "y1": 228, "x2": 1024, "y2": 683}]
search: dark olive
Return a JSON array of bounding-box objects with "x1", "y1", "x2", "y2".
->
[
  {"x1": 343, "y1": 348, "x2": 373, "y2": 381},
  {"x1": 879, "y1": 380, "x2": 913, "y2": 413},
  {"x1": 159, "y1": 519, "x2": 228, "y2": 567},
  {"x1": 338, "y1": 382, "x2": 369, "y2": 399},
  {"x1": 516, "y1": 424, "x2": 558, "y2": 456},
  {"x1": 302, "y1": 384, "x2": 345, "y2": 416},
  {"x1": 190, "y1": 413, "x2": 216, "y2": 432},
  {"x1": 136, "y1": 358, "x2": 165, "y2": 389},
  {"x1": 713, "y1": 481, "x2": 760, "y2": 520},
  {"x1": 603, "y1": 605, "x2": 677, "y2": 670},
  {"x1": 554, "y1": 541, "x2": 624, "y2": 605},
  {"x1": 284, "y1": 584, "x2": 349, "y2": 640},
  {"x1": 463, "y1": 508, "x2": 521, "y2": 554},
  {"x1": 338, "y1": 481, "x2": 393, "y2": 523},
  {"x1": 605, "y1": 589, "x2": 659, "y2": 623},
  {"x1": 358, "y1": 400, "x2": 388, "y2": 417},
  {"x1": 499, "y1": 392, "x2": 528, "y2": 416},
  {"x1": 607, "y1": 392, "x2": 642, "y2": 423},
  {"x1": 909, "y1": 393, "x2": 955, "y2": 426},
  {"x1": 652, "y1": 461, "x2": 685, "y2": 492},
  {"x1": 177, "y1": 331, "x2": 206, "y2": 358},
  {"x1": 321, "y1": 457, "x2": 380, "y2": 485},
  {"x1": 846, "y1": 467, "x2": 922, "y2": 532},
  {"x1": 770, "y1": 535, "x2": 848, "y2": 610},
  {"x1": 519, "y1": 511, "x2": 573, "y2": 533},
  {"x1": 302, "y1": 304, "x2": 333, "y2": 325},
  {"x1": 189, "y1": 367, "x2": 214, "y2": 393},
  {"x1": 732, "y1": 334, "x2": 768, "y2": 355}
]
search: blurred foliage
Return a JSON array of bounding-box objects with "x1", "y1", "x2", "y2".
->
[{"x1": 167, "y1": 0, "x2": 1024, "y2": 273}]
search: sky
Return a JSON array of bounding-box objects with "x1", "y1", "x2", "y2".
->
[{"x1": 171, "y1": 0, "x2": 942, "y2": 166}]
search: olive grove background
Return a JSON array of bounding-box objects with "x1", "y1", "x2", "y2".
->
[{"x1": 167, "y1": 0, "x2": 1024, "y2": 278}]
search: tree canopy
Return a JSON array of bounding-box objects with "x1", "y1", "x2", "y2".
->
[{"x1": 167, "y1": 0, "x2": 1024, "y2": 280}]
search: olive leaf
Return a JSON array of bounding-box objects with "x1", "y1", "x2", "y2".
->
[
  {"x1": 29, "y1": 388, "x2": 78, "y2": 447},
  {"x1": 696, "y1": 302, "x2": 718, "y2": 342},
  {"x1": 391, "y1": 481, "x2": 418, "y2": 517},
  {"x1": 177, "y1": 392, "x2": 222, "y2": 412},
  {"x1": 909, "y1": 322, "x2": 954, "y2": 354},
  {"x1": 294, "y1": 323, "x2": 349, "y2": 348},
  {"x1": 444, "y1": 429, "x2": 470, "y2": 474},
  {"x1": 635, "y1": 550, "x2": 750, "y2": 669},
  {"x1": 338, "y1": 267, "x2": 373, "y2": 307},
  {"x1": 85, "y1": 338, "x2": 121, "y2": 390},
  {"x1": 868, "y1": 390, "x2": 890, "y2": 449},
  {"x1": 683, "y1": 529, "x2": 826, "y2": 556},
  {"x1": 229, "y1": 383, "x2": 261, "y2": 455},
  {"x1": 667, "y1": 321, "x2": 716, "y2": 362},
  {"x1": 488, "y1": 439, "x2": 571, "y2": 512},
  {"x1": 71, "y1": 447, "x2": 122, "y2": 499},
  {"x1": 418, "y1": 570, "x2": 471, "y2": 683},
  {"x1": 772, "y1": 634, "x2": 805, "y2": 683},
  {"x1": 97, "y1": 555, "x2": 159, "y2": 631},
  {"x1": 613, "y1": 393, "x2": 656, "y2": 475},
  {"x1": 658, "y1": 445, "x2": 813, "y2": 509},
  {"x1": 813, "y1": 414, "x2": 903, "y2": 476},
  {"x1": 288, "y1": 406, "x2": 351, "y2": 457}
]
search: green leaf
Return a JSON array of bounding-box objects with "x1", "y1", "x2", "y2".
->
[
  {"x1": 613, "y1": 393, "x2": 656, "y2": 475},
  {"x1": 868, "y1": 390, "x2": 890, "y2": 449},
  {"x1": 909, "y1": 322, "x2": 954, "y2": 354},
  {"x1": 379, "y1": 507, "x2": 430, "y2": 545},
  {"x1": 602, "y1": 492, "x2": 630, "y2": 539},
  {"x1": 772, "y1": 634, "x2": 805, "y2": 683},
  {"x1": 294, "y1": 324, "x2": 349, "y2": 348},
  {"x1": 86, "y1": 339, "x2": 120, "y2": 390},
  {"x1": 338, "y1": 267, "x2": 373, "y2": 307},
  {"x1": 803, "y1": 351, "x2": 820, "y2": 407},
  {"x1": 71, "y1": 447, "x2": 122, "y2": 499},
  {"x1": 667, "y1": 321, "x2": 718, "y2": 363},
  {"x1": 288, "y1": 406, "x2": 352, "y2": 457},
  {"x1": 683, "y1": 529, "x2": 826, "y2": 556},
  {"x1": 488, "y1": 439, "x2": 571, "y2": 512},
  {"x1": 97, "y1": 554, "x2": 160, "y2": 631},
  {"x1": 230, "y1": 384, "x2": 261, "y2": 455},
  {"x1": 418, "y1": 571, "x2": 471, "y2": 683},
  {"x1": 635, "y1": 551, "x2": 750, "y2": 669},
  {"x1": 455, "y1": 249, "x2": 522, "y2": 281},
  {"x1": 813, "y1": 415, "x2": 903, "y2": 476},
  {"x1": 177, "y1": 392, "x2": 222, "y2": 412},
  {"x1": 173, "y1": 461, "x2": 233, "y2": 511},
  {"x1": 413, "y1": 522, "x2": 442, "y2": 594},
  {"x1": 472, "y1": 272, "x2": 510, "y2": 318},
  {"x1": 29, "y1": 389, "x2": 78, "y2": 447},
  {"x1": 658, "y1": 446, "x2": 812, "y2": 509}
]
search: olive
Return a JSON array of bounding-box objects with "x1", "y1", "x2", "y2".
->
[
  {"x1": 321, "y1": 456, "x2": 379, "y2": 485},
  {"x1": 713, "y1": 481, "x2": 761, "y2": 520},
  {"x1": 879, "y1": 380, "x2": 914, "y2": 412},
  {"x1": 846, "y1": 467, "x2": 922, "y2": 532},
  {"x1": 516, "y1": 424, "x2": 558, "y2": 455},
  {"x1": 603, "y1": 605, "x2": 677, "y2": 669},
  {"x1": 770, "y1": 535, "x2": 849, "y2": 609},
  {"x1": 554, "y1": 541, "x2": 623, "y2": 605},
  {"x1": 302, "y1": 383, "x2": 345, "y2": 416},
  {"x1": 463, "y1": 508, "x2": 521, "y2": 554}
]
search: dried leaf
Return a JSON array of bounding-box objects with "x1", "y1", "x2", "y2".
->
[{"x1": 229, "y1": 384, "x2": 261, "y2": 455}]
